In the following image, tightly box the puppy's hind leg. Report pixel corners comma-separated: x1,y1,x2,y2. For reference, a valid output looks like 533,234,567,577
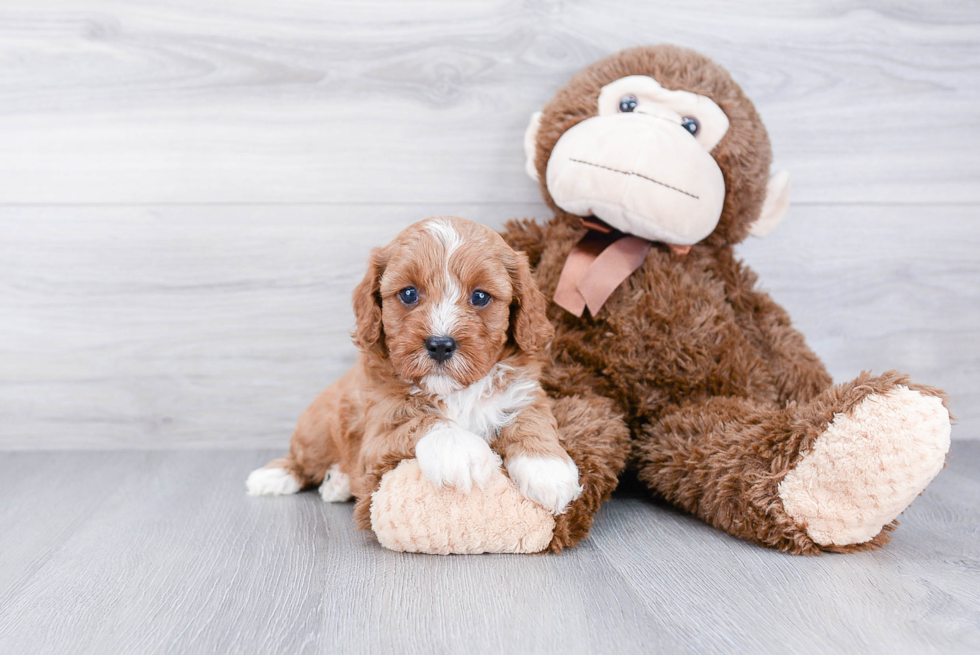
247,375,354,497
246,455,305,496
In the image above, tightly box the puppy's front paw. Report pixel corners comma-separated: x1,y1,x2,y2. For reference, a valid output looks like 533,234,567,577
415,424,502,494
506,455,583,515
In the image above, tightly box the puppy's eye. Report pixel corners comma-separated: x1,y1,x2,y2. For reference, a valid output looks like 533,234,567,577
681,116,699,136
618,95,637,113
470,290,491,307
397,287,418,305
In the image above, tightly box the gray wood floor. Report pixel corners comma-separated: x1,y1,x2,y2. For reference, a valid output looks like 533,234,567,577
1,443,978,655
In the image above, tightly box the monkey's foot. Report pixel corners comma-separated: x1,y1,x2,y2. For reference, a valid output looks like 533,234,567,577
778,386,951,547
369,459,555,554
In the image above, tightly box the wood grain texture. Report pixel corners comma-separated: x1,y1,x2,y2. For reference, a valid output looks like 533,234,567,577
0,1,978,204
0,445,977,654
2,203,976,449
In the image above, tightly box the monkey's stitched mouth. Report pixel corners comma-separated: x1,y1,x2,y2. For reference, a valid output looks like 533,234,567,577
568,158,699,200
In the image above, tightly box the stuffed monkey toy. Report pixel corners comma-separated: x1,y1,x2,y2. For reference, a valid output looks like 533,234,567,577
368,45,952,555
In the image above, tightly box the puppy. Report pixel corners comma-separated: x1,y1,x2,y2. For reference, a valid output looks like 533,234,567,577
246,216,583,515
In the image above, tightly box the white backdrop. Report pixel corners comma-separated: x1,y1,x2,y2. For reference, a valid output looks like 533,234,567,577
1,0,977,447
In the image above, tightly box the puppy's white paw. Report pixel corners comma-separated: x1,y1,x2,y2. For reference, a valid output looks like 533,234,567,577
506,455,583,515
319,464,353,503
415,424,502,494
246,467,300,496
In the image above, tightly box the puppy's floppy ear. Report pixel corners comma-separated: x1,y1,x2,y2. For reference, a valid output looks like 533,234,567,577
507,250,554,353
352,247,388,355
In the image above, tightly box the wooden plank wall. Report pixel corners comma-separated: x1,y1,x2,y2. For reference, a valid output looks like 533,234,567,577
1,0,978,447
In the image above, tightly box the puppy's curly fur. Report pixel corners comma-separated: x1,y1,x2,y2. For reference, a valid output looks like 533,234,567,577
249,217,619,534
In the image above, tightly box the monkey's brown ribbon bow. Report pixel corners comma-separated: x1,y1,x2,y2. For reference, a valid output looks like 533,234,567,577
553,219,652,317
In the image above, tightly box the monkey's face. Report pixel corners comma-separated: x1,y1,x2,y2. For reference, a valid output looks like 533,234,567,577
525,46,790,248
544,75,729,246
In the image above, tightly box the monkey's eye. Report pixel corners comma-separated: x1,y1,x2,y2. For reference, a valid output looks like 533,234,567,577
681,117,700,136
618,95,638,113
397,287,418,305
470,289,492,307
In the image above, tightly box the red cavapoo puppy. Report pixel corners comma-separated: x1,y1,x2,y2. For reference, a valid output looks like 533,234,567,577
247,216,582,515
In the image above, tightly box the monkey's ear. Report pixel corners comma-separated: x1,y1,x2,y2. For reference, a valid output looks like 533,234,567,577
523,111,543,182
749,170,791,238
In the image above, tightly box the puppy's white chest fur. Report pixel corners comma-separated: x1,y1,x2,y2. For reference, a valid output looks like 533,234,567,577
434,365,539,441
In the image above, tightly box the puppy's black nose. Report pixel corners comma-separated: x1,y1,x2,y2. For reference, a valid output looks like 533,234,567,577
425,335,457,363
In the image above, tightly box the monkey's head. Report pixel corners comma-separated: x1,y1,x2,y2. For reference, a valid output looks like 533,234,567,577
525,45,790,248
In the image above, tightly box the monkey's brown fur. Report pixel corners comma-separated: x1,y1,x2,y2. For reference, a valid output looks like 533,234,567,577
501,45,949,554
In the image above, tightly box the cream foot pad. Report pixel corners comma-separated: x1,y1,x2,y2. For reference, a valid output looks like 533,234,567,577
779,386,951,546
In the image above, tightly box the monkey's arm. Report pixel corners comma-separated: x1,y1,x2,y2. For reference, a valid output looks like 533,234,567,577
751,292,832,405
716,250,832,406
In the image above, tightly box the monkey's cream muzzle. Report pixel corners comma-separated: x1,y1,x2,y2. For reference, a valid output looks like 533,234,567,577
545,76,730,246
